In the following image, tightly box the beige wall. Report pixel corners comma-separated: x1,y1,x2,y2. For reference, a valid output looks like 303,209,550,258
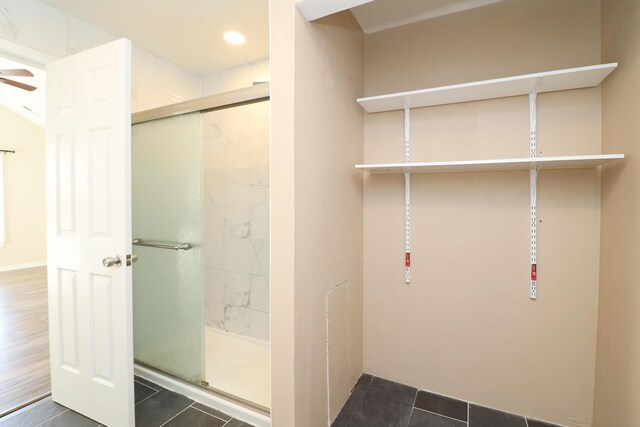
0,105,46,269
593,0,640,426
270,2,364,425
292,10,363,426
270,0,297,424
363,1,602,425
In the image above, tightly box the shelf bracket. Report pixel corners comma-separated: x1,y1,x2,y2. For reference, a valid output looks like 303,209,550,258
404,107,411,284
530,166,538,299
529,86,539,299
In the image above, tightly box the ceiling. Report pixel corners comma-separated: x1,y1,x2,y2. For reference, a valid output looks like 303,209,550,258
39,0,269,74
0,0,501,129
352,0,505,33
35,0,499,73
0,56,45,128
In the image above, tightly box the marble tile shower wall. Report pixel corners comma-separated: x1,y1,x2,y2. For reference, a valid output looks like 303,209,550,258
201,58,270,96
203,101,270,342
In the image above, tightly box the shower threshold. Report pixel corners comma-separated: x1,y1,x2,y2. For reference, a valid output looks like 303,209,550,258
134,363,270,427
204,328,270,409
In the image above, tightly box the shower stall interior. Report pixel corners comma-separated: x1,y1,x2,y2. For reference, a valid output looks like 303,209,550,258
130,87,270,411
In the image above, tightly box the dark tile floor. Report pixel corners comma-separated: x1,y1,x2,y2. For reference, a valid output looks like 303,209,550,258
0,376,254,427
333,374,563,427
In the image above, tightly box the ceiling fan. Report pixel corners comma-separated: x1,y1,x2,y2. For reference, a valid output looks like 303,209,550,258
0,69,37,92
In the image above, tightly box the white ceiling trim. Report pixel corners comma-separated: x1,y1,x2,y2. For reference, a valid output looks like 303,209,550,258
296,0,374,21
360,0,506,34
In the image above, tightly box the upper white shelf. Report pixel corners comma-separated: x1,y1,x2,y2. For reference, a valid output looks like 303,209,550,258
357,63,618,113
355,154,625,174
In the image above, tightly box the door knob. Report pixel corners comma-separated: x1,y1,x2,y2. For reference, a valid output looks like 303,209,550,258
103,256,122,268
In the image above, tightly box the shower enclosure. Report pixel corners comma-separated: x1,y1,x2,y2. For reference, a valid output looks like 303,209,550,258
130,86,270,410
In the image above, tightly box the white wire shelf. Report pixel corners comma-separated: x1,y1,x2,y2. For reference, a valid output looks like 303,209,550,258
357,63,618,113
355,154,625,174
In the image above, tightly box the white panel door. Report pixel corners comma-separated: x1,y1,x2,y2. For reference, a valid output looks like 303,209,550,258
46,38,133,426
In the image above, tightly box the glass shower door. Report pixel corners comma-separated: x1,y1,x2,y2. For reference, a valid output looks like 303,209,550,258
132,112,204,383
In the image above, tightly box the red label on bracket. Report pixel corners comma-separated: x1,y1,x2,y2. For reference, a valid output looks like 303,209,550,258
405,253,411,267
531,264,537,280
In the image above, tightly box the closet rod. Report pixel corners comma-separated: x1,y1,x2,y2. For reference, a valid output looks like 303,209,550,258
0,149,15,153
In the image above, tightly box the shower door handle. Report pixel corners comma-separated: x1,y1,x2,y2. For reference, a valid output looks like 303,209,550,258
102,256,122,268
132,238,192,250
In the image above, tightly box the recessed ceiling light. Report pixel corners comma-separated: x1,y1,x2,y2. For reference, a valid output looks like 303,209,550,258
224,31,246,45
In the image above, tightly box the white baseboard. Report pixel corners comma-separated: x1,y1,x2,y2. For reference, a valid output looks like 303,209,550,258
134,364,270,427
0,261,47,272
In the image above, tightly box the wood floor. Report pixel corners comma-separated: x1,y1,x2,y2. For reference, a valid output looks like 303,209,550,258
0,266,50,417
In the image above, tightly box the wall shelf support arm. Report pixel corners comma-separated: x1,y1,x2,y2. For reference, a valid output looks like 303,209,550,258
529,86,539,299
404,107,411,284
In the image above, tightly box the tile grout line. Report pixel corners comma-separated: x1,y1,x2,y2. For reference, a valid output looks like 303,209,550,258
464,398,532,427
135,380,159,393
135,379,161,392
409,388,419,424
157,403,194,427
135,389,160,406
411,388,469,425
33,408,70,427
189,403,230,424
412,407,468,425
364,374,373,389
